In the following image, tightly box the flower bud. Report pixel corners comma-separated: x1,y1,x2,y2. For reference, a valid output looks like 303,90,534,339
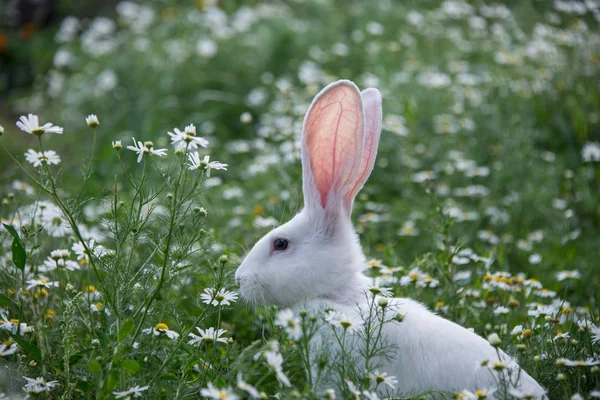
86,114,100,128
487,333,502,347
516,344,526,352
521,329,533,339
112,141,122,150
240,112,253,124
299,309,308,318
219,255,228,265
508,298,520,308
556,373,567,381
378,297,389,309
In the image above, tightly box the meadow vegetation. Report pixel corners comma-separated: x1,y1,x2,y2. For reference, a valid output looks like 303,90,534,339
0,1,599,398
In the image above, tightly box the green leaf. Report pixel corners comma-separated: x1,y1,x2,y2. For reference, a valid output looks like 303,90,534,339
75,380,91,392
0,293,16,308
121,359,140,375
118,319,134,342
69,353,84,366
2,224,26,271
9,334,41,361
159,372,178,381
87,360,103,378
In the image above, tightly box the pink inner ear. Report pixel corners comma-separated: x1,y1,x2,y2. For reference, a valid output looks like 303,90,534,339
304,84,363,208
345,89,382,206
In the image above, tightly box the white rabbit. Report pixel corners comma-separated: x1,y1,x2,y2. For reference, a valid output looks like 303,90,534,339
235,80,546,398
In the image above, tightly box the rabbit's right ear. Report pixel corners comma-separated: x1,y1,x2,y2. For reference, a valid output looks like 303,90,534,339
344,88,382,211
301,80,364,222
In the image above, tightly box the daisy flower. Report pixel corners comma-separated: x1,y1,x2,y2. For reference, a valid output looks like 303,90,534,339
44,215,71,238
511,325,524,336
126,137,167,163
90,302,106,313
369,370,398,389
17,114,63,135
24,149,61,167
362,391,381,400
556,270,581,281
557,358,600,367
236,374,260,399
0,342,18,356
398,220,419,236
142,323,180,340
22,376,60,394
0,320,34,335
265,350,291,387
345,379,361,399
590,325,600,344
509,387,546,399
72,239,110,261
200,287,238,307
368,278,393,297
274,308,302,340
167,124,209,150
325,310,363,332
187,327,228,345
40,255,80,272
458,388,496,399
85,114,100,127
582,141,600,162
366,259,387,270
200,383,239,400
553,332,570,341
187,153,227,176
113,385,149,399
26,279,59,291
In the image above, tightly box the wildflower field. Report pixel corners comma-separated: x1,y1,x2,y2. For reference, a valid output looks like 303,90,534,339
1,1,599,399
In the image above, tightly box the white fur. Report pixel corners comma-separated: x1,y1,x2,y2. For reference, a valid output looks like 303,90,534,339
235,80,546,398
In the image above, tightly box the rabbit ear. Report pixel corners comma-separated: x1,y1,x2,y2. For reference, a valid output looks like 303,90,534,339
301,80,364,218
344,88,383,211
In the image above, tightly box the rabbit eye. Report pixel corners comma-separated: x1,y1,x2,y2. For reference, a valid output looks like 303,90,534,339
272,238,289,252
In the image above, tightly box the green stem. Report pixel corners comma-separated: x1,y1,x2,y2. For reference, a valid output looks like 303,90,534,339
36,136,119,317
130,148,188,343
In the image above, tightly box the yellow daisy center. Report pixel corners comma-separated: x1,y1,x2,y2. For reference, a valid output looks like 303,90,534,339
155,323,169,331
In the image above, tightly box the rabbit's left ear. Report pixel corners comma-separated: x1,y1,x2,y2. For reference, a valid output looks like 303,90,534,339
344,88,382,211
301,80,365,217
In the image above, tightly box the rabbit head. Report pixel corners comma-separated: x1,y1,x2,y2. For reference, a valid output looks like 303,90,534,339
235,80,383,307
